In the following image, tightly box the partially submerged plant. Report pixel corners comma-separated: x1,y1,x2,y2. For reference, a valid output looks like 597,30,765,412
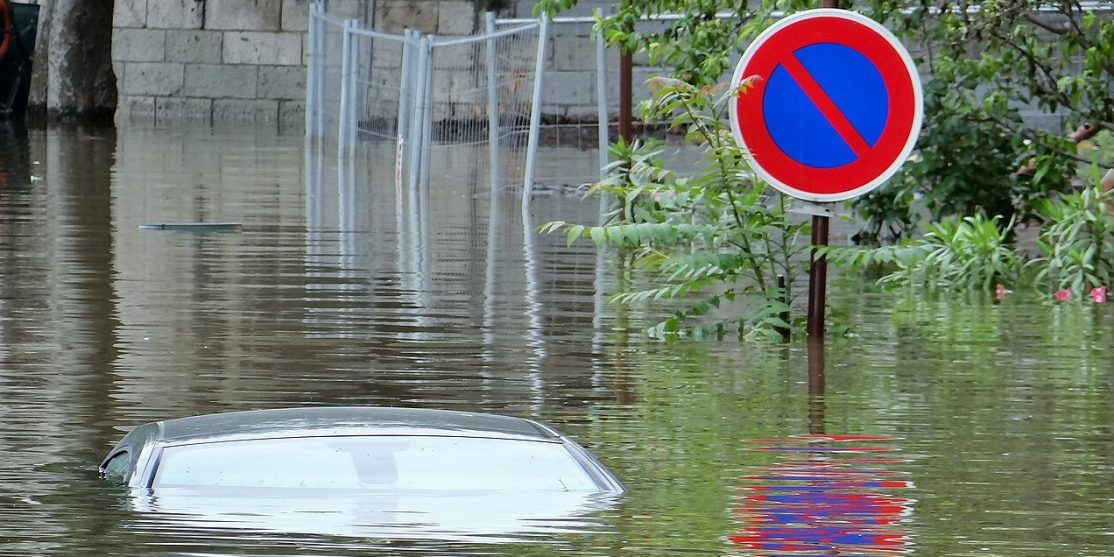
1030,182,1114,295
831,180,1114,302
827,214,1023,294
543,77,810,340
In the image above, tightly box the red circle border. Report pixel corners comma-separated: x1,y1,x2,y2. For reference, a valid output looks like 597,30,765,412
729,10,923,202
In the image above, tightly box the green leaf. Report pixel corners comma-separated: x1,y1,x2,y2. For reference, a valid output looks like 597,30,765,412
565,224,585,247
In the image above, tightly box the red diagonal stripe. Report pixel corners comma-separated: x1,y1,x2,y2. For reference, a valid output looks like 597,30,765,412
780,54,871,158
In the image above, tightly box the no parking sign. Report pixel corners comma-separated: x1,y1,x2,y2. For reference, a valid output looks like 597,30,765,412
730,10,923,202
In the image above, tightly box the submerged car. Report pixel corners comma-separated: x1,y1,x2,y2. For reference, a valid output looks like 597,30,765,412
100,406,625,494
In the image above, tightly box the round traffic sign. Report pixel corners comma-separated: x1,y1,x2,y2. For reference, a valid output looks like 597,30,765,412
729,9,923,202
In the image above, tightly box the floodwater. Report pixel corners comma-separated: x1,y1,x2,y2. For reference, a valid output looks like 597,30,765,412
0,123,1112,556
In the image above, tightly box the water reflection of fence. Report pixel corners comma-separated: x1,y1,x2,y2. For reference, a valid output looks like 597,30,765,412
303,141,559,408
305,2,615,208
731,435,915,555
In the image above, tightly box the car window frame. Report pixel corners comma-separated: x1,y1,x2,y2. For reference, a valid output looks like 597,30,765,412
101,450,131,484
561,441,625,492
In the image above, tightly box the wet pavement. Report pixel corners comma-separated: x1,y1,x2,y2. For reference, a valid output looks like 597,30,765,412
0,123,1111,555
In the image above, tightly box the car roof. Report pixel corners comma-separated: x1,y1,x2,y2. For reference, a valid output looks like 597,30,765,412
153,406,560,445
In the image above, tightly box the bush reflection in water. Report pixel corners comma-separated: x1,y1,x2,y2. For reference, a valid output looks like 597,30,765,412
730,435,914,555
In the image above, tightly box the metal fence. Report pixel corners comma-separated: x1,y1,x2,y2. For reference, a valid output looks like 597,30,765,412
305,3,614,209
498,12,613,191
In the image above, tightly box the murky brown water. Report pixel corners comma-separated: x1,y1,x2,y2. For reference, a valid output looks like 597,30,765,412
1,123,1112,556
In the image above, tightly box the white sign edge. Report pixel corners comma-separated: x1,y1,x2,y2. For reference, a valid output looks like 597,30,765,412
728,8,925,204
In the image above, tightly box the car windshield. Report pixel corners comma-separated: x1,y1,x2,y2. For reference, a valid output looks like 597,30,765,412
154,435,601,492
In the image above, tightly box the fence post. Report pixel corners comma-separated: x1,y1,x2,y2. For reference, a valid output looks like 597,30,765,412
347,19,360,150
522,16,549,212
305,2,318,139
595,8,609,180
314,6,325,138
395,30,414,187
419,36,436,191
486,12,501,197
320,11,327,135
408,35,430,193
397,30,414,145
337,18,356,152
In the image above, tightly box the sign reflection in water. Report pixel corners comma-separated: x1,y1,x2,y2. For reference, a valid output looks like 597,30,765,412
730,434,914,555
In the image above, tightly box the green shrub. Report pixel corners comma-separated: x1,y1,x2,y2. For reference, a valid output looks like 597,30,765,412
1031,183,1114,294
543,78,810,340
831,214,1022,293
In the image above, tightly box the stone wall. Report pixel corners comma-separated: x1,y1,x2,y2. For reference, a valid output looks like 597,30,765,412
113,0,309,126
112,0,495,127
26,0,1088,131
22,0,650,124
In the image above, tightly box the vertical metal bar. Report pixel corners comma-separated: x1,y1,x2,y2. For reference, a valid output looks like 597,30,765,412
593,9,610,376
395,30,414,189
592,9,610,179
317,3,328,139
349,20,361,149
486,12,501,196
395,29,412,288
522,17,548,211
305,2,318,138
408,35,429,194
337,19,355,152
364,2,377,133
807,213,829,339
418,39,435,290
595,9,609,180
405,35,428,306
483,16,503,375
314,5,326,139
419,37,435,191
396,30,413,145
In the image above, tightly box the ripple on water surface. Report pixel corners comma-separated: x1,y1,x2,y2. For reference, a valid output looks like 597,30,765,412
0,125,1111,555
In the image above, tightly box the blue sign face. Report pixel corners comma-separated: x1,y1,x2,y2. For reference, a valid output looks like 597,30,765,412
762,43,890,169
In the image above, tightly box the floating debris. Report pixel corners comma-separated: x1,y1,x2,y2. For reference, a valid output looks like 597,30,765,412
138,223,242,232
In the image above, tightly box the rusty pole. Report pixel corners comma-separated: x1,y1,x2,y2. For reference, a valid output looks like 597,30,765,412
806,213,829,339
617,0,634,142
619,49,633,141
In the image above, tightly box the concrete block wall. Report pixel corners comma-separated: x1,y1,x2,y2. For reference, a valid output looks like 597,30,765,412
501,0,658,122
113,0,482,127
113,0,307,126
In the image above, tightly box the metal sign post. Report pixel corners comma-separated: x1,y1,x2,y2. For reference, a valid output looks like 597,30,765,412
729,7,923,339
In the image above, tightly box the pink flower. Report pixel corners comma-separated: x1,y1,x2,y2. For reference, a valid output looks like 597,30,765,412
1091,287,1107,304
995,284,1010,300
1054,289,1072,302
